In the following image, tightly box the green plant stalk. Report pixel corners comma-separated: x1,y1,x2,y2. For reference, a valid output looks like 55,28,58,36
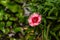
47,22,52,40
42,22,52,40
50,31,59,40
48,7,55,16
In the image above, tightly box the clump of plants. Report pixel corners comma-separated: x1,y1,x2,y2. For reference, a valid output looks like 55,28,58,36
0,0,60,40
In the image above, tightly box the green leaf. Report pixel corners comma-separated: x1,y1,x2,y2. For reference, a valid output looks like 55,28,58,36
46,0,57,3
42,18,46,25
43,28,47,40
46,16,57,20
0,22,5,28
14,27,21,32
44,2,54,6
57,18,60,22
43,8,49,14
28,35,35,40
5,28,10,34
16,13,24,23
0,0,9,6
9,17,17,21
15,0,24,3
0,10,4,20
6,3,19,12
50,31,59,40
52,24,60,31
1,27,5,33
48,7,56,16
6,21,12,26
4,14,10,20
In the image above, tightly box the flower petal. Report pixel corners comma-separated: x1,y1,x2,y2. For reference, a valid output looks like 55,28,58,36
28,13,42,27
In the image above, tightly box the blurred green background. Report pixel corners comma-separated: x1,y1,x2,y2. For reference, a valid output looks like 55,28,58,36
0,0,60,40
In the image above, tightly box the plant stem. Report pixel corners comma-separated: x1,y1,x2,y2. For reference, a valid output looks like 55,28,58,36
47,22,52,40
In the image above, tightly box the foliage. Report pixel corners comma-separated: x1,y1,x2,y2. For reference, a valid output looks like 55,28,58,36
0,0,60,40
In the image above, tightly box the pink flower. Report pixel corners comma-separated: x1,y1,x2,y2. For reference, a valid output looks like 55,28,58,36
28,13,42,27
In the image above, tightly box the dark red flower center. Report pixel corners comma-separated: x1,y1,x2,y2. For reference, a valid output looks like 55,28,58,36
32,17,38,23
